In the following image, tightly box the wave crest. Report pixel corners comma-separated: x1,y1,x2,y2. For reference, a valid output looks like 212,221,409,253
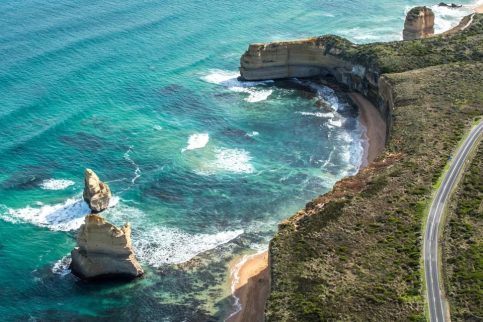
202,70,273,103
182,133,210,152
40,179,75,190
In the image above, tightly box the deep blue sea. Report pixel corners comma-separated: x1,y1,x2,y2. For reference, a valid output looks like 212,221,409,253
0,0,478,320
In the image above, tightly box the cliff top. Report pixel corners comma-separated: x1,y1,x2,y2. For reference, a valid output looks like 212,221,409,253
264,14,483,322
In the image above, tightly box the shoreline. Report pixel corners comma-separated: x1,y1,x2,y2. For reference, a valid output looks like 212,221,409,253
349,92,387,167
226,93,386,321
476,4,483,13
227,251,269,322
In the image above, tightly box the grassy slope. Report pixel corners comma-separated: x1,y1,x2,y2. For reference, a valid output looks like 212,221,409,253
266,15,483,322
443,142,482,321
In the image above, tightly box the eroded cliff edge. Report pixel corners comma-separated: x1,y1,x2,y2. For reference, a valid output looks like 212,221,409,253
240,14,483,321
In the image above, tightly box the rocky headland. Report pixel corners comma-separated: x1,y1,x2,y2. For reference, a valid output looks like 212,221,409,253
235,11,483,322
70,169,144,280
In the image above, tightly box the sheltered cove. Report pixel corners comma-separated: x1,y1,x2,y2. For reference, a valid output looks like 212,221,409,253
230,12,483,321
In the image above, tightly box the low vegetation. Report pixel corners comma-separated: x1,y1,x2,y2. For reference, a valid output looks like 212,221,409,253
266,14,483,322
443,142,482,321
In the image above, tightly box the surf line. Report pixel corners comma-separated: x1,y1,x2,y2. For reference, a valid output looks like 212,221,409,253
124,145,141,184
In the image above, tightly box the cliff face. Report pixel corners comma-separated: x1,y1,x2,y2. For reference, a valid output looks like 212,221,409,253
241,36,391,139
70,214,144,280
240,38,353,80
240,14,483,144
239,14,483,321
403,6,435,40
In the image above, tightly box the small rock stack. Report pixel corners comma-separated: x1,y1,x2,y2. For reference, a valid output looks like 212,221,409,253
83,168,112,213
70,169,144,280
403,6,435,40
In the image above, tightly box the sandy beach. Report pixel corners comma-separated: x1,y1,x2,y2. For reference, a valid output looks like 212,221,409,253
227,251,269,322
475,4,483,13
227,93,387,321
349,92,387,167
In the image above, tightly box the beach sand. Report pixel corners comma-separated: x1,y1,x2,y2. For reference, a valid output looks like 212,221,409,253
227,92,387,321
227,251,269,322
349,92,387,167
475,4,483,13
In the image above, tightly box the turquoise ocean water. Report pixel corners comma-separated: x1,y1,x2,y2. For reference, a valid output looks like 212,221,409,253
0,0,478,320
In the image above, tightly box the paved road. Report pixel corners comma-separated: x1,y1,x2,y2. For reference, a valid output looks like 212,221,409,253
424,121,483,322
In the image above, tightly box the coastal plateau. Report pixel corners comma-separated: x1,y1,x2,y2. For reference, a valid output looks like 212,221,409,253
236,12,483,321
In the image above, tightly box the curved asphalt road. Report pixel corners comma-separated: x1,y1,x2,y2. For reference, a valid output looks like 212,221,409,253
424,121,483,322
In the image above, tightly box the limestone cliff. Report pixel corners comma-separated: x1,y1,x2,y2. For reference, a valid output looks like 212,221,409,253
83,168,112,213
240,35,391,138
238,12,483,322
70,214,144,280
402,6,435,40
240,12,481,142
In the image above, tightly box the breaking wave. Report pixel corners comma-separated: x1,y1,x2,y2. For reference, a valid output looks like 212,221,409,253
202,70,273,103
40,179,75,190
182,133,210,152
195,147,255,175
429,2,477,33
1,196,120,231
133,227,244,267
2,197,244,267
52,256,72,276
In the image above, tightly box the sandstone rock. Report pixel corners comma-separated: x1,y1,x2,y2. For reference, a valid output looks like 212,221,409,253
403,6,435,40
83,168,111,213
240,37,354,81
70,214,144,280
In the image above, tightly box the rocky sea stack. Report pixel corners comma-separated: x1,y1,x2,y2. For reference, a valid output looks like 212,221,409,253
70,214,144,280
403,6,435,40
83,168,112,213
70,169,144,281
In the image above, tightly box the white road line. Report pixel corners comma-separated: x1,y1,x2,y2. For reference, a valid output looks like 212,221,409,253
425,122,483,322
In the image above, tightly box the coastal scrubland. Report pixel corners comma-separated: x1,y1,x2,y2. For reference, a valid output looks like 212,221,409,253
266,15,483,321
443,142,482,321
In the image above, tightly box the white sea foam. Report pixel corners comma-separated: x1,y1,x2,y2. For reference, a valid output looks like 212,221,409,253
194,147,255,175
3,196,120,231
402,3,476,35
293,79,341,111
99,201,245,266
225,249,265,321
247,131,259,137
229,86,273,103
52,256,71,277
430,3,475,33
124,146,141,184
40,179,75,190
153,125,163,131
182,133,210,152
2,197,242,267
298,111,335,118
328,118,343,128
133,227,244,267
202,70,273,103
213,148,255,174
338,26,401,43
